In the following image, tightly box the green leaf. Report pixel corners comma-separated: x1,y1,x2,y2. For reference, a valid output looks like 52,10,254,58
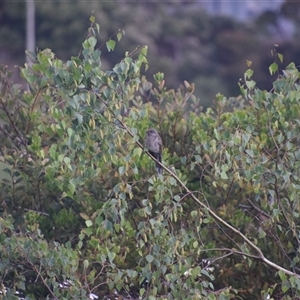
245,149,254,157
89,15,95,23
106,39,116,52
88,36,97,49
246,80,256,89
220,165,229,179
245,68,253,79
269,62,278,75
133,147,142,157
68,180,76,195
3,168,12,175
2,178,11,185
181,156,187,164
169,177,176,186
278,270,287,282
14,177,23,184
107,250,116,264
119,166,126,175
146,254,154,263
64,157,72,171
117,31,123,42
85,220,93,227
258,228,266,239
49,144,57,159
190,210,198,218
83,259,89,270
282,283,290,293
140,45,148,57
95,23,100,33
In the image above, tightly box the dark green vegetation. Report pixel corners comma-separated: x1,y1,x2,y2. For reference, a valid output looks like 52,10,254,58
1,15,300,300
1,0,300,107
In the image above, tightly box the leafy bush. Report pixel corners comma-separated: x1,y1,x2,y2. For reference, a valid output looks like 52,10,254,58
1,16,300,299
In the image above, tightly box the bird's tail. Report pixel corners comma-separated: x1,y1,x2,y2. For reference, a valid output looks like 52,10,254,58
156,154,162,175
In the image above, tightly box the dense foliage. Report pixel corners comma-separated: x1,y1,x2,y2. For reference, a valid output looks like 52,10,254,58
1,16,300,300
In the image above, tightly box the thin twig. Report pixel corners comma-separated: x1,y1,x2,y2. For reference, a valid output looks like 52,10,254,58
24,254,57,300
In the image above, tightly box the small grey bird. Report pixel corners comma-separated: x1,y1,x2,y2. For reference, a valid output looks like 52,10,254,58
145,128,163,174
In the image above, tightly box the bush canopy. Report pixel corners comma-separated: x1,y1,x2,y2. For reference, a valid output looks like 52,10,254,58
1,16,300,300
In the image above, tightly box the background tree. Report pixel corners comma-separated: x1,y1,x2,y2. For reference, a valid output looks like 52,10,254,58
0,0,298,107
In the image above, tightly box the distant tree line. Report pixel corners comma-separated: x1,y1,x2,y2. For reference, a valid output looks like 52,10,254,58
1,0,300,106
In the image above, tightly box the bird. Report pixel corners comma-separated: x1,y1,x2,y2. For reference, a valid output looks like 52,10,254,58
145,128,163,174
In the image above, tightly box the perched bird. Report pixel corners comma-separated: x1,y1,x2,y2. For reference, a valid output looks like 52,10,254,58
145,128,163,174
